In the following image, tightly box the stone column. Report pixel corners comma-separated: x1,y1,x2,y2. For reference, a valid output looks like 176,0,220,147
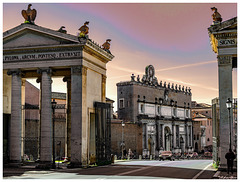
21,79,26,159
189,125,192,147
70,65,87,167
7,69,22,164
176,125,180,148
172,122,176,151
145,123,148,150
162,124,165,150
63,76,71,158
37,68,52,164
159,124,163,149
218,55,233,168
142,123,146,150
185,122,188,150
102,75,106,102
36,77,42,160
80,66,88,166
155,122,159,155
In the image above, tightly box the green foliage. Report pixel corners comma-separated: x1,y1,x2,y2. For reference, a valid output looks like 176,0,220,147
213,161,219,169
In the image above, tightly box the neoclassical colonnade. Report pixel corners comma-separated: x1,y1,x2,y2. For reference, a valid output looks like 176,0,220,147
7,66,91,165
3,23,114,167
142,120,193,157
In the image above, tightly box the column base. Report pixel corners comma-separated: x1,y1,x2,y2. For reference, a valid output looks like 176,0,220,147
82,161,89,168
8,160,22,168
218,164,227,171
218,163,237,172
67,162,82,168
36,161,52,170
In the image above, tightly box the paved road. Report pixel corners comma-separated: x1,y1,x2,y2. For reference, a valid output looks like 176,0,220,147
4,159,216,179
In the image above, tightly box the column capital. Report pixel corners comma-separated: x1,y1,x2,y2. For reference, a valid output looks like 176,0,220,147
7,69,21,76
82,66,87,76
71,65,88,76
22,79,26,86
37,68,52,75
102,75,107,81
217,55,232,66
63,76,71,83
36,77,41,83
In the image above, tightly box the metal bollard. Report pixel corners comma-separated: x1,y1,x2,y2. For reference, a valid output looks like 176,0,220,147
150,155,152,160
139,155,142,160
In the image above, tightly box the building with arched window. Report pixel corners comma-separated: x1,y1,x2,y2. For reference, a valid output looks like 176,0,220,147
117,65,193,158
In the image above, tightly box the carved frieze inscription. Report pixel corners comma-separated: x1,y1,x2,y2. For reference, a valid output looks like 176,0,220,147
218,39,237,46
3,51,81,62
217,56,232,65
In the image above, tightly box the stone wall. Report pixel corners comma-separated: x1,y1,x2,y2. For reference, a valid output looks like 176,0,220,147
193,120,201,152
111,121,142,158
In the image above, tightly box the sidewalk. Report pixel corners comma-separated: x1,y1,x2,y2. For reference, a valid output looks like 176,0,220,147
213,170,237,179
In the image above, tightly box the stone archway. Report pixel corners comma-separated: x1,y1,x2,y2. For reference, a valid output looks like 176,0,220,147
164,126,171,151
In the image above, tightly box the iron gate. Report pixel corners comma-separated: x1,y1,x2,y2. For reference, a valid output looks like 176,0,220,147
94,102,111,165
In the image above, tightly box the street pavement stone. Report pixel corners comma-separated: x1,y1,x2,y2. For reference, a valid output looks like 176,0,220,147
3,159,236,179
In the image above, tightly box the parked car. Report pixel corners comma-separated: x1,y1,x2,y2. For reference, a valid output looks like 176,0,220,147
159,151,174,161
193,152,198,158
186,152,194,158
204,151,212,157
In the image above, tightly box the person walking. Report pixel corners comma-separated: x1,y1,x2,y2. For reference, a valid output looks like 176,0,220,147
225,149,236,174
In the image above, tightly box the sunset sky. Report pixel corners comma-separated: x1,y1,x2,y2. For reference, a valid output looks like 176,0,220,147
3,2,237,111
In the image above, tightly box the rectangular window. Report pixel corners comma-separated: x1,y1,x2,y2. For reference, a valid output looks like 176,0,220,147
186,110,189,118
119,98,124,109
158,106,160,114
173,108,177,117
140,104,144,113
147,125,155,134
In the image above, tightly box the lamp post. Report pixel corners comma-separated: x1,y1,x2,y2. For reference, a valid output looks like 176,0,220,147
51,99,57,169
121,122,125,159
226,98,232,150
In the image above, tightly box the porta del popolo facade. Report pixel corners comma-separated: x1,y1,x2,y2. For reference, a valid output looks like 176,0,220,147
116,65,193,157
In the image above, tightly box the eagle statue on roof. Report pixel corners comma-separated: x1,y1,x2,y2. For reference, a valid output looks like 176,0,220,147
22,4,37,24
211,7,222,24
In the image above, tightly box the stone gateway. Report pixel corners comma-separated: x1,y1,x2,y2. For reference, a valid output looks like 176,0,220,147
3,20,114,167
116,65,193,158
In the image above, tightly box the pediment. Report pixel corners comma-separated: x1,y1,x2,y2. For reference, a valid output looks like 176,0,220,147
3,23,79,49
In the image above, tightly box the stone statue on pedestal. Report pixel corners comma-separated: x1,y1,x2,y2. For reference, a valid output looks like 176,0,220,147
102,39,112,54
21,4,37,24
79,21,89,38
211,7,222,24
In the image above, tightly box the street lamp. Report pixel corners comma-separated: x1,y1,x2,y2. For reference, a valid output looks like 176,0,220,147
226,98,232,150
52,99,57,169
121,121,125,159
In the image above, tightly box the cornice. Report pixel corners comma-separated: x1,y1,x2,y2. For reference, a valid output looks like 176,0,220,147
208,17,237,33
3,23,114,62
